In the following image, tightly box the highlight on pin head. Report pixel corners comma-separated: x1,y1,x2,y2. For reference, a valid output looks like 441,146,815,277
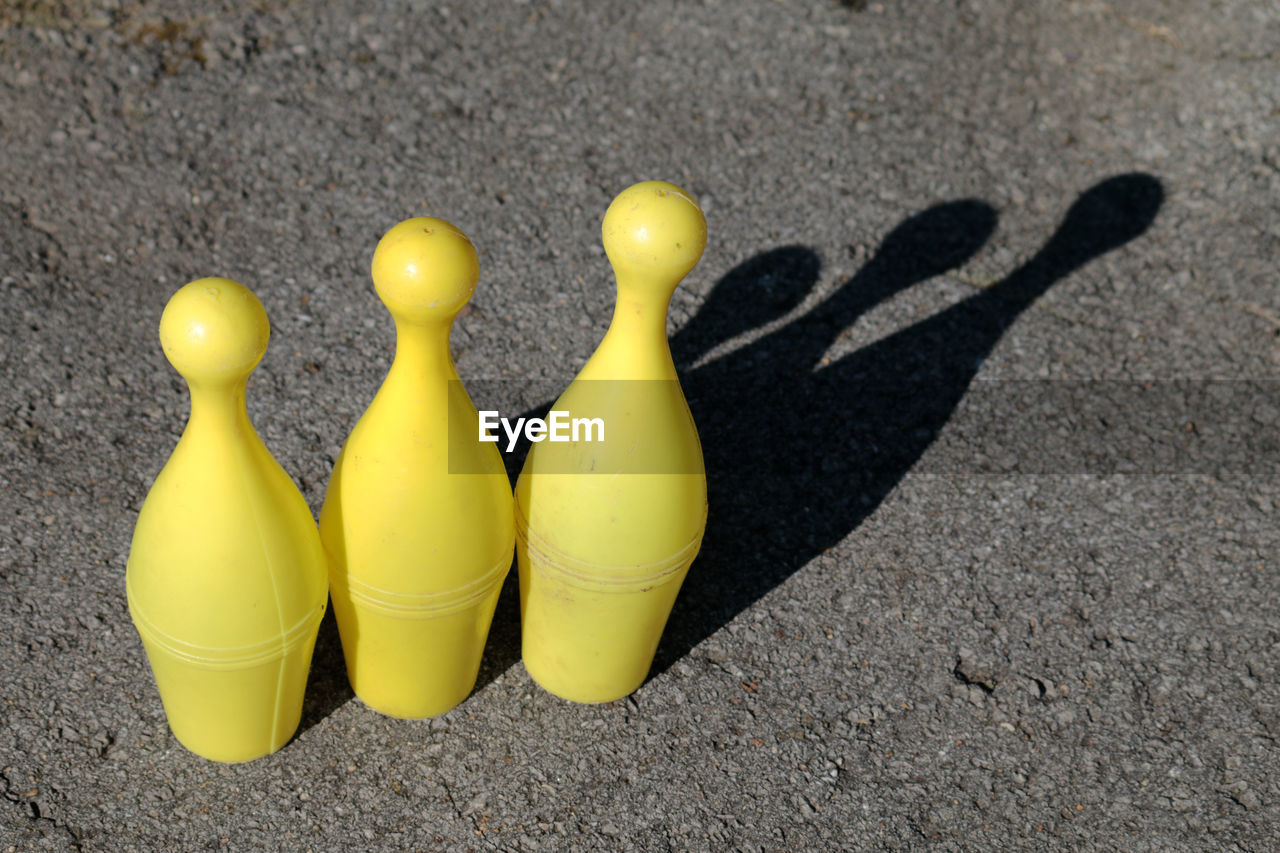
371,216,479,323
602,180,707,282
159,277,270,382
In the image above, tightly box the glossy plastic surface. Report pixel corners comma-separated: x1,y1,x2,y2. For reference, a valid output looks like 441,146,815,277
126,278,328,763
320,218,514,718
515,181,709,703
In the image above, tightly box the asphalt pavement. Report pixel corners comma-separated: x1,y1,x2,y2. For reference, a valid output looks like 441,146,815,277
1,1,1278,849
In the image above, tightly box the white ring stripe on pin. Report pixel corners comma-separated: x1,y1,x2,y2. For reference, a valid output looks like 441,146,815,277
126,581,325,669
332,548,512,618
513,502,705,593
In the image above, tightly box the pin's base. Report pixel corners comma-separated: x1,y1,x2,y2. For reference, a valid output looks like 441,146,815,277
516,538,694,705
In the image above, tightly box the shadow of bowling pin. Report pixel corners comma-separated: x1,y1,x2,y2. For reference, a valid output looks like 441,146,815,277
654,173,1164,674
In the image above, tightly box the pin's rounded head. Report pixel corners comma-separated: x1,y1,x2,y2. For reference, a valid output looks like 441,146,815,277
159,277,269,382
602,181,707,285
371,217,479,324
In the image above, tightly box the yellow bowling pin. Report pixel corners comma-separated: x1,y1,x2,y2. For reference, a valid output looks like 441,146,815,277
126,278,328,763
320,218,514,718
515,181,708,703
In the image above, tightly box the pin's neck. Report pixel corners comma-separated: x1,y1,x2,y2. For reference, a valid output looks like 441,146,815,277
589,282,677,380
185,379,255,434
388,318,460,380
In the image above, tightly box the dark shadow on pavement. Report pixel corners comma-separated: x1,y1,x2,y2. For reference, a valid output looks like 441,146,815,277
297,604,354,735
656,172,1164,674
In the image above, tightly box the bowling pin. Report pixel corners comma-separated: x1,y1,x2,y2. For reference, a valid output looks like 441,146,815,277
515,180,708,703
319,218,514,718
126,278,328,763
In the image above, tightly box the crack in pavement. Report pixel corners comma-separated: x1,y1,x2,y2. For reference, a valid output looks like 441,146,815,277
1,766,86,849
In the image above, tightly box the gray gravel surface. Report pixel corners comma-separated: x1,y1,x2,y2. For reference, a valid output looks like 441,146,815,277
2,0,1279,849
